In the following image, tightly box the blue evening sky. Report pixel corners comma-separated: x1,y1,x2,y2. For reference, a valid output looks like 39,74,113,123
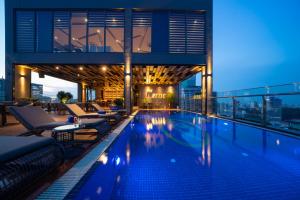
0,0,299,95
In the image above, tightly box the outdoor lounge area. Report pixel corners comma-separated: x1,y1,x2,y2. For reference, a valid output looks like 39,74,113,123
0,102,129,199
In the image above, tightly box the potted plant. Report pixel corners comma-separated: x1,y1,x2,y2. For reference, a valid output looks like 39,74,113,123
57,91,73,104
113,98,124,109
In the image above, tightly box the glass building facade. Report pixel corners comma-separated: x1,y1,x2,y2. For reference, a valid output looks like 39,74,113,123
14,10,206,55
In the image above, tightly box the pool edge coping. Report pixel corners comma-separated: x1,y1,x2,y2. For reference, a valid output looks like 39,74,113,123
36,110,139,200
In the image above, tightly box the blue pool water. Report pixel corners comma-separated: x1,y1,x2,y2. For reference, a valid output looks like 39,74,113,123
66,111,300,200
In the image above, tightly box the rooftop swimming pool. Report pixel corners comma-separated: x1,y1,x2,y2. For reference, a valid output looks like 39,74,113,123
66,111,300,200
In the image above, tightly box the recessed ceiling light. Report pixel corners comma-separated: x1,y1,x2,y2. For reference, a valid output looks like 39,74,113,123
55,66,60,70
102,66,107,72
79,66,84,71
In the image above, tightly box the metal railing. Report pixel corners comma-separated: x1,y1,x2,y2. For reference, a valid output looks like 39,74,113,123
212,82,300,136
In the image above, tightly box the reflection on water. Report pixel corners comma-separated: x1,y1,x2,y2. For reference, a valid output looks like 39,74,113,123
151,117,166,125
167,122,173,131
144,132,165,149
96,187,102,195
126,144,131,164
146,122,153,131
98,153,108,165
144,117,168,149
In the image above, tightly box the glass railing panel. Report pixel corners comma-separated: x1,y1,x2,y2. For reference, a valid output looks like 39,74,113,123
266,95,300,135
216,97,233,118
235,96,263,124
216,82,300,97
179,98,202,113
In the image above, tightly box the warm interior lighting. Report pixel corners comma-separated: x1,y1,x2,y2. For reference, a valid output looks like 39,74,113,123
79,66,84,71
102,66,107,72
77,74,80,77
55,66,60,70
167,86,174,94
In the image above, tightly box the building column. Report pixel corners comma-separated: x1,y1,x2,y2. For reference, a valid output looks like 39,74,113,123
202,2,213,115
14,65,32,100
78,82,87,103
77,83,83,102
124,9,133,114
5,61,14,101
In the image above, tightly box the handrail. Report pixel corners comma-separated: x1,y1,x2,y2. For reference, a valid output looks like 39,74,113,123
212,91,300,99
217,82,300,94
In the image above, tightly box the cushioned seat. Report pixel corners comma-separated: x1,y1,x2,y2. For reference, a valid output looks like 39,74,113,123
0,136,56,163
9,106,111,136
65,104,121,124
91,103,126,114
35,121,68,130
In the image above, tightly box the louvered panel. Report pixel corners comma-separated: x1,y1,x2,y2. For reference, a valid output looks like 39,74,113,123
88,12,105,27
16,11,35,52
54,12,70,29
169,13,186,53
105,11,124,27
186,13,206,54
132,12,152,27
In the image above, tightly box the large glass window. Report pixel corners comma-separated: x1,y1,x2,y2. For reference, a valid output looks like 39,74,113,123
15,10,126,53
36,12,53,52
132,12,152,53
88,12,105,52
105,12,124,52
71,12,87,52
54,12,70,52
16,11,35,52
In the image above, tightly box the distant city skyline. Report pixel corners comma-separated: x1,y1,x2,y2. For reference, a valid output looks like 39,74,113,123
0,0,300,97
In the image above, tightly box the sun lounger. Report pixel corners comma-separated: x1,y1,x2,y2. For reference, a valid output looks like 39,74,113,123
0,136,64,199
9,106,111,136
91,103,127,115
65,104,121,123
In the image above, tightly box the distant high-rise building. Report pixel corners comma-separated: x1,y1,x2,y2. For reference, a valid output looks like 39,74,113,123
266,96,282,126
31,83,43,99
0,78,5,101
179,75,202,112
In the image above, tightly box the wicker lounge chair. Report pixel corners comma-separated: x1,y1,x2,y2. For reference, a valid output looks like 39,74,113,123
0,136,64,199
65,104,121,123
9,106,111,136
